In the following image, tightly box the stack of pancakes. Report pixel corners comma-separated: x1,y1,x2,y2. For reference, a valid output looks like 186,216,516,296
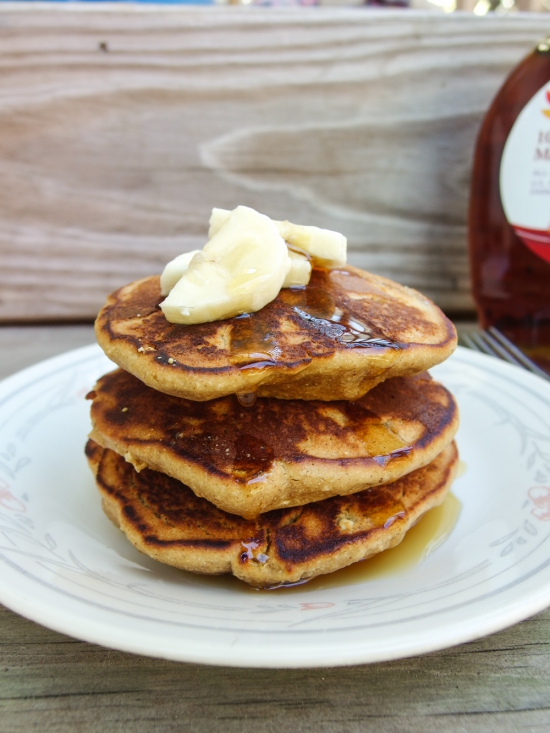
86,265,459,588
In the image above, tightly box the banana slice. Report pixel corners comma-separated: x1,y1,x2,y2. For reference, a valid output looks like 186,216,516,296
283,249,311,288
160,250,200,296
161,206,290,325
208,208,231,239
209,208,346,269
276,220,346,269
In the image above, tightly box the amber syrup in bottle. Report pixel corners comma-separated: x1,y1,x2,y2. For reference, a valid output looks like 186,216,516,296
469,36,550,371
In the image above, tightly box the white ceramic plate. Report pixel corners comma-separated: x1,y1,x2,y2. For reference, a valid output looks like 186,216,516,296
0,345,549,668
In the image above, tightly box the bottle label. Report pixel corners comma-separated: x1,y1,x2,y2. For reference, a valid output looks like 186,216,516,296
500,81,550,264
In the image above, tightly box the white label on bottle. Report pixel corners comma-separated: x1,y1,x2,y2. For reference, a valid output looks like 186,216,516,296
500,81,550,264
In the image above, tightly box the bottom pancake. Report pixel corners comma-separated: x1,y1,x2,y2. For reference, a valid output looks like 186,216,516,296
86,439,458,588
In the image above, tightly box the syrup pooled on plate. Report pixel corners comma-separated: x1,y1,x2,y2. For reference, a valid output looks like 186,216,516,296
184,493,462,595
302,492,462,592
456,460,468,479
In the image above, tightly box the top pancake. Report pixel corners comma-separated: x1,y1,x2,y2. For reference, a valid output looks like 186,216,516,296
95,266,457,402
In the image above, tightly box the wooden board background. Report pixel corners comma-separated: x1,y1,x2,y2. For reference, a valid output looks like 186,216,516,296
0,6,547,322
2,599,550,733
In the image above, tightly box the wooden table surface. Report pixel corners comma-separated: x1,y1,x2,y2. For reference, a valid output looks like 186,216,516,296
1,324,549,732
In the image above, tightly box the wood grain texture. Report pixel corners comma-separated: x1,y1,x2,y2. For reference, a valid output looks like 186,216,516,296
0,7,547,321
0,325,95,379
0,325,550,732
1,602,550,733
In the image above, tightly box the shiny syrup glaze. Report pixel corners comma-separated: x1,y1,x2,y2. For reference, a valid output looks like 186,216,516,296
236,392,258,408
286,242,312,261
232,312,279,407
456,460,468,479
231,268,400,405
92,369,455,490
190,492,462,594
296,492,462,593
184,401,409,486
182,429,274,484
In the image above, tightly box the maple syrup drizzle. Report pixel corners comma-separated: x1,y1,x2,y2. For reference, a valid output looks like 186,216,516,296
263,492,462,593
240,539,269,565
184,429,274,483
236,392,257,408
229,313,280,370
456,460,468,478
290,302,399,349
280,270,400,349
228,268,400,383
286,242,312,261
373,446,413,467
189,493,462,594
229,434,274,482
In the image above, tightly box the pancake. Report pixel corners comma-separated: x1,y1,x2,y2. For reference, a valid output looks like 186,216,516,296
85,439,458,588
88,368,459,518
95,266,457,402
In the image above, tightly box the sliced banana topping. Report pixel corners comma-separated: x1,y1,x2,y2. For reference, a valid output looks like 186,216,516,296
160,206,290,325
160,250,201,296
208,207,231,239
283,248,312,288
209,208,346,269
276,220,346,269
160,206,346,325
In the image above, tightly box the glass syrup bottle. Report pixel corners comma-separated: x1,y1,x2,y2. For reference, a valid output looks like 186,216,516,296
468,36,550,371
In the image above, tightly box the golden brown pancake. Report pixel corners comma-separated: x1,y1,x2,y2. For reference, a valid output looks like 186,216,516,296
86,439,458,588
95,266,457,402
88,369,459,518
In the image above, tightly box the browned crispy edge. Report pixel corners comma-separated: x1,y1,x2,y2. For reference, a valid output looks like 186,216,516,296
95,267,457,402
88,370,460,518
86,439,458,587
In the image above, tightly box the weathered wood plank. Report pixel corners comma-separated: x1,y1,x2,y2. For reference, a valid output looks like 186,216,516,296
0,325,95,379
0,7,546,321
1,603,550,733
